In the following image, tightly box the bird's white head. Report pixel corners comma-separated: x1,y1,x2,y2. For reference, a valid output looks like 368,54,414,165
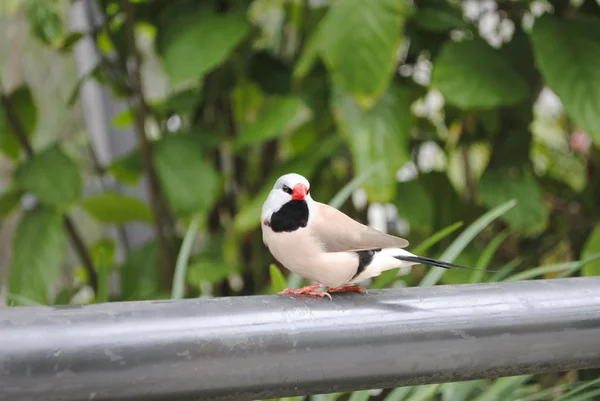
261,173,313,224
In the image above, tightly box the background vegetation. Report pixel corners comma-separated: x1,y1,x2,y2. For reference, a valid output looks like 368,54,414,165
1,0,600,399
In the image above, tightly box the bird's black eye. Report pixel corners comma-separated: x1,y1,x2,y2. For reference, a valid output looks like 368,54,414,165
282,185,293,195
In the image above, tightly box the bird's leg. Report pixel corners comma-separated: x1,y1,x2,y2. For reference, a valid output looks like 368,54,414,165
327,285,368,294
278,284,322,294
278,284,331,299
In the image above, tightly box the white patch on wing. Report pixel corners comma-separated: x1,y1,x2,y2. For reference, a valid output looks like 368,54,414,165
349,248,418,284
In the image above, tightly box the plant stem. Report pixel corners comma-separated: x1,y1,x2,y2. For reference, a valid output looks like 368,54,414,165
63,217,98,291
1,92,34,157
461,145,475,203
1,91,99,292
120,0,174,287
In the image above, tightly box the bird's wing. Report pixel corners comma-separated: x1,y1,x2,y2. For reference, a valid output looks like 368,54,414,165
309,202,409,252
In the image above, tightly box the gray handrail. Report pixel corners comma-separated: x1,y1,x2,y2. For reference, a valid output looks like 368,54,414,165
1,277,600,401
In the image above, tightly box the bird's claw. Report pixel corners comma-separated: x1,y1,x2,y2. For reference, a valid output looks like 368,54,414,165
278,285,332,300
327,285,368,294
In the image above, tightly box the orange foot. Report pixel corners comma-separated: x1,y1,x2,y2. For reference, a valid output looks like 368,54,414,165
278,284,332,300
327,285,368,294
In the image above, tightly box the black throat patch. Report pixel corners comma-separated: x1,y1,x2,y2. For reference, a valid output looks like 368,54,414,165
268,200,309,232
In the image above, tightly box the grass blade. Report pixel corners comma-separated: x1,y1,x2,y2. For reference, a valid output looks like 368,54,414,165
413,221,465,255
328,162,383,209
513,384,569,401
420,199,517,287
171,215,201,299
553,376,600,401
469,230,510,284
471,375,533,401
384,387,414,401
487,258,523,282
562,388,600,401
5,292,43,306
441,380,486,401
404,384,442,401
348,391,371,401
505,252,600,282
372,221,464,289
286,272,304,289
270,264,288,293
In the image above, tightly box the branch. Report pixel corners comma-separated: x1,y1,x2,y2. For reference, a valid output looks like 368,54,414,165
1,91,99,293
120,0,174,286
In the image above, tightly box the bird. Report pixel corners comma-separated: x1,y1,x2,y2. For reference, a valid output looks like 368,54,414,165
261,172,490,298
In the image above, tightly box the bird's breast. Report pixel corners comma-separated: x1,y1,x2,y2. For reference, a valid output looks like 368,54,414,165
262,225,358,287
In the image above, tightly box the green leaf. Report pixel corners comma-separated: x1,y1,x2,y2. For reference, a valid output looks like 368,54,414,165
332,84,412,202
420,199,517,287
157,10,250,84
80,192,153,224
394,179,434,233
293,26,324,81
269,264,287,294
120,240,162,301
14,144,82,209
8,206,66,305
478,171,548,235
319,0,404,108
106,149,144,186
0,187,22,218
153,134,221,217
56,31,84,53
248,51,292,95
421,172,462,230
234,136,342,232
413,5,468,33
582,225,600,276
187,258,239,284
110,108,134,129
431,39,529,109
25,0,64,46
232,80,266,126
0,85,38,159
235,96,311,149
530,15,600,145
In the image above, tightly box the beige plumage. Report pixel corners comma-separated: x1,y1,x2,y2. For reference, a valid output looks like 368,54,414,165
261,173,474,298
308,202,409,252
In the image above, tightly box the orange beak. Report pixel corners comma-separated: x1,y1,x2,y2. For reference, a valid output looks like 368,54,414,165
292,183,308,200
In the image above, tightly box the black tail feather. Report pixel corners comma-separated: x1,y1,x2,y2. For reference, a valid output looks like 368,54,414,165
395,255,504,273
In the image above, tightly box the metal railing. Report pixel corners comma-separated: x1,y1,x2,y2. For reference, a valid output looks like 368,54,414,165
1,276,600,401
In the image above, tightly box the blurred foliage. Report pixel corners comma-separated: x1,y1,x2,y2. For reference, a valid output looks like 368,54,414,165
2,0,600,399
